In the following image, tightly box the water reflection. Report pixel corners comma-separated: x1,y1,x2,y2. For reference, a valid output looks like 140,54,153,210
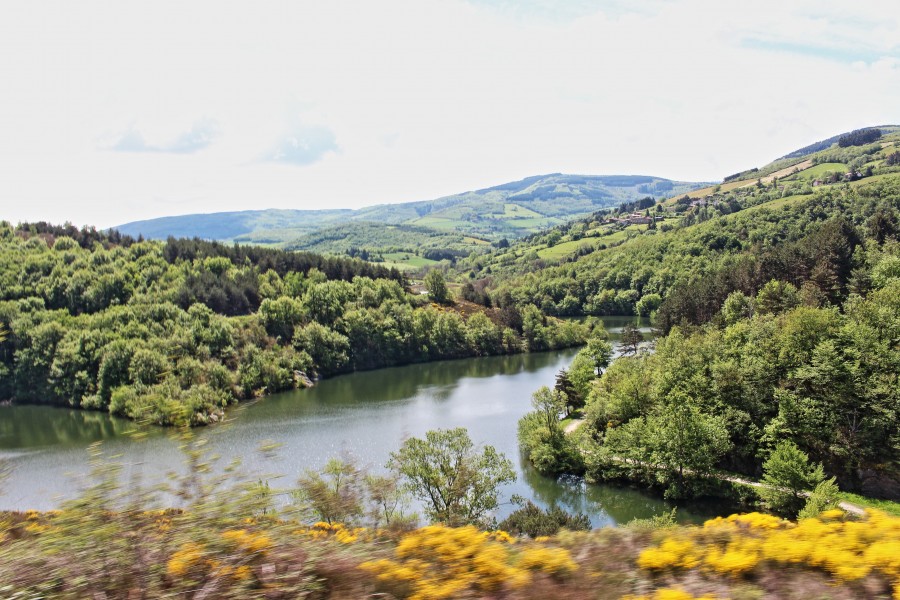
0,405,136,450
0,316,731,526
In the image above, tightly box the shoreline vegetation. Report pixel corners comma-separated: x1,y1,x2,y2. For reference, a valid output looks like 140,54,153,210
0,222,593,426
3,128,900,597
2,433,900,599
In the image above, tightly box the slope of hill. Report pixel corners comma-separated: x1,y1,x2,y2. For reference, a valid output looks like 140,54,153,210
113,174,709,247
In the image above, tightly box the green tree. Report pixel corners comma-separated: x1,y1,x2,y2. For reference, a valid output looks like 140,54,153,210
424,269,450,304
585,333,613,376
756,280,800,315
388,428,515,527
295,457,365,525
758,440,826,518
554,369,583,415
497,501,590,537
720,291,754,326
293,322,350,376
797,477,841,519
364,472,416,531
635,293,662,317
620,322,644,355
648,398,731,498
530,386,565,436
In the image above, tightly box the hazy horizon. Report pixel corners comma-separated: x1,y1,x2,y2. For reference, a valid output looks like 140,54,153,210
1,0,898,228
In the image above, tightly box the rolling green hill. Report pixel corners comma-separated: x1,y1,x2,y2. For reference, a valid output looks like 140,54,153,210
113,174,709,249
456,125,900,319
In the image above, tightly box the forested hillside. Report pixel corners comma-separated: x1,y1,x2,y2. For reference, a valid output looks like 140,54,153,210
0,224,590,425
462,127,900,323
114,174,708,249
507,128,900,501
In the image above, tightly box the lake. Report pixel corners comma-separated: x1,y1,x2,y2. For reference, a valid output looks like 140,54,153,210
0,316,730,526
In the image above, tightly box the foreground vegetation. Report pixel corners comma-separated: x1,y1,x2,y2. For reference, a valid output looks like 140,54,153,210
3,427,900,599
501,129,900,502
3,484,899,598
0,224,590,425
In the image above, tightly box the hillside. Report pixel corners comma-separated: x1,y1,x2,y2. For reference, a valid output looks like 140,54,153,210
460,126,900,282
113,174,709,248
468,126,900,501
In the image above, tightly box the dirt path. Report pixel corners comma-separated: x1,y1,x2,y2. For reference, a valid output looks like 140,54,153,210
564,419,584,434
565,427,866,516
740,158,814,187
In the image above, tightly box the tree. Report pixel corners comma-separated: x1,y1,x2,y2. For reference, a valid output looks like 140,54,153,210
756,280,800,315
364,472,416,531
585,333,613,376
620,322,644,355
648,398,731,498
797,477,841,519
497,501,590,537
554,369,583,415
635,293,662,317
720,291,754,326
295,457,365,525
424,270,450,304
758,440,826,518
388,428,515,527
530,386,565,436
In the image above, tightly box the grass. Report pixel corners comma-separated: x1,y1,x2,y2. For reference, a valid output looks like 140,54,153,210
537,224,648,260
379,252,440,271
537,238,595,260
503,203,542,218
742,193,813,213
838,492,900,517
674,179,756,200
785,162,847,181
463,236,491,245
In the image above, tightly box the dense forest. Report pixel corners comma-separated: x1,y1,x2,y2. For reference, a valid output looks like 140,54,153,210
462,130,900,327
0,224,590,425
510,135,900,503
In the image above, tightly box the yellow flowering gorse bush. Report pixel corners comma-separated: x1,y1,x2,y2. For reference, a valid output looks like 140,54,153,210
636,510,900,597
360,524,577,599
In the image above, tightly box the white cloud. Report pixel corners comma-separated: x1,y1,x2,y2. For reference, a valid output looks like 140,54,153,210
0,0,897,228
106,118,219,154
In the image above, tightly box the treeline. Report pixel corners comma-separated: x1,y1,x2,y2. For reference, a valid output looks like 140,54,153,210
581,270,900,499
0,224,589,426
163,237,404,283
483,175,899,322
838,127,882,148
14,221,137,249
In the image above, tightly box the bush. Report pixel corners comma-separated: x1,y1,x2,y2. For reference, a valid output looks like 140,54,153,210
498,501,591,537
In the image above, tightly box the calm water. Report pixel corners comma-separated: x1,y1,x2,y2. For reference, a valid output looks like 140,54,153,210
0,317,730,526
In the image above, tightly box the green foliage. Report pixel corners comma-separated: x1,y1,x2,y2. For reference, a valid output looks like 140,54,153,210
295,457,365,525
583,287,900,498
758,441,826,518
647,400,732,498
497,501,591,537
624,508,678,532
423,269,450,304
554,368,583,415
388,428,516,528
798,477,841,520
584,333,613,375
0,223,584,425
518,387,585,476
755,280,800,315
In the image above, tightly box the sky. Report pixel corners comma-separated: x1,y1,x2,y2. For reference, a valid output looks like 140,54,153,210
1,0,899,229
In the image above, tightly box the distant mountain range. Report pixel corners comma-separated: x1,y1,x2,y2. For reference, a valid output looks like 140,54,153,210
112,174,710,248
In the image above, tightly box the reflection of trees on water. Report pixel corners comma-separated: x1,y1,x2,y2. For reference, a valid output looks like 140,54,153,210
519,456,729,527
0,405,134,450
250,350,576,420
